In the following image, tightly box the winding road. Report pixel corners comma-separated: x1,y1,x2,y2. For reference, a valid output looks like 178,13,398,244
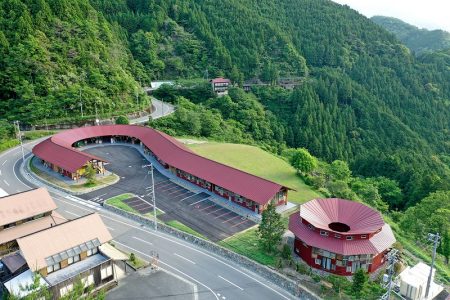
0,139,300,300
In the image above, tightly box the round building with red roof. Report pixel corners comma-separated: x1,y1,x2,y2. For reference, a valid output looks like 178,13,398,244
289,198,396,275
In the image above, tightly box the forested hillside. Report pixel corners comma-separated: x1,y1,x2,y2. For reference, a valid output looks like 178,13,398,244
1,0,449,210
371,15,450,54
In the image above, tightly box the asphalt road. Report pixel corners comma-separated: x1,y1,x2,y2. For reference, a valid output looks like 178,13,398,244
130,98,175,124
0,141,300,300
80,145,255,241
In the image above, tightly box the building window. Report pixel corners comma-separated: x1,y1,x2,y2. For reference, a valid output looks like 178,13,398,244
87,247,98,257
68,255,80,265
60,283,73,297
82,274,95,288
346,236,353,240
315,259,321,265
320,230,328,236
101,265,113,279
47,263,60,274
361,235,367,239
334,234,341,239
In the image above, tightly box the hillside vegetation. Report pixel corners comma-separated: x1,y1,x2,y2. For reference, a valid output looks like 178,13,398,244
371,15,450,54
187,142,322,204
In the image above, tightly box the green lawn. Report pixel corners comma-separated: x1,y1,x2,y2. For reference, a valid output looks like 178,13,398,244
164,220,208,240
218,226,276,266
187,142,322,204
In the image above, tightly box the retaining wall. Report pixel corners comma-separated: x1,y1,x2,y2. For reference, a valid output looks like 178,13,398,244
103,203,319,300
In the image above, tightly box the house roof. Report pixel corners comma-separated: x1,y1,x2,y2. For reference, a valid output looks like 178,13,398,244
33,138,106,173
32,125,289,205
0,188,58,227
299,198,385,234
289,213,396,255
210,77,231,83
17,213,112,271
1,252,27,273
0,211,67,245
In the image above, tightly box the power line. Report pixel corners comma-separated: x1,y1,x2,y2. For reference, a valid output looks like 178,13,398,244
380,249,398,300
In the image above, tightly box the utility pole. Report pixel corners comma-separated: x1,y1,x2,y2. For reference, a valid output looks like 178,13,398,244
142,164,157,231
425,233,441,299
381,249,399,300
14,121,25,163
161,98,164,117
79,89,83,117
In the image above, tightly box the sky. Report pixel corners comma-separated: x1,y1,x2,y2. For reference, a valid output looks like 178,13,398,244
332,0,450,32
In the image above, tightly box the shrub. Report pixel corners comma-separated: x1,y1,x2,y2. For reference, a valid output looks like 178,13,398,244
281,244,292,259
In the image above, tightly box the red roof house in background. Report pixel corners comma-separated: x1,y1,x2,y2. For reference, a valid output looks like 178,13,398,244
210,78,231,96
289,198,396,275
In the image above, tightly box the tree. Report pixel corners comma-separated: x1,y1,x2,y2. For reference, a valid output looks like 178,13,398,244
351,269,368,297
257,202,285,252
290,148,317,175
329,160,352,182
115,115,129,125
84,163,96,185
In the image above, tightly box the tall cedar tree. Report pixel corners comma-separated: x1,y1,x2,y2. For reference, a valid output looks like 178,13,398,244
351,268,368,297
257,202,285,252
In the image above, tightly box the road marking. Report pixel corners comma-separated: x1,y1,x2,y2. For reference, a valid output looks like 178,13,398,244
167,188,185,196
65,210,81,217
178,193,198,202
199,204,216,211
230,218,249,228
2,160,7,166
3,179,9,186
132,236,153,246
0,170,2,176
189,197,210,206
205,207,225,216
214,210,234,219
174,253,196,264
113,241,218,300
222,214,241,223
218,275,244,291
0,188,8,197
106,226,115,231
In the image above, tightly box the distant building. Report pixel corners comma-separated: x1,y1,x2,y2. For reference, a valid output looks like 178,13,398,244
145,81,175,94
289,198,396,276
398,262,444,300
277,77,303,90
243,78,268,92
2,213,116,299
210,78,231,96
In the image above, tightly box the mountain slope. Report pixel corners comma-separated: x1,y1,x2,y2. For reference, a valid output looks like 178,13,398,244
371,15,450,54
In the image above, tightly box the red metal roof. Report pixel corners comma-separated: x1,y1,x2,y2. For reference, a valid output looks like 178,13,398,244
33,138,106,173
210,77,231,83
32,125,288,205
289,213,396,255
300,198,385,234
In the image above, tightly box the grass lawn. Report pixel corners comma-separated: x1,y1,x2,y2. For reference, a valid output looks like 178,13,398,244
187,142,322,204
218,226,276,266
164,220,208,240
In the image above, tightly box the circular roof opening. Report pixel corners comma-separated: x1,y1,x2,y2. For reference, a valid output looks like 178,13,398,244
328,222,351,232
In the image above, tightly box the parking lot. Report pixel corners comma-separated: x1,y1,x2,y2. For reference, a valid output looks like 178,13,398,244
80,145,255,241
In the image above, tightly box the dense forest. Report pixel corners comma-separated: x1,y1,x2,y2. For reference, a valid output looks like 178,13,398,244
1,0,449,263
371,15,450,55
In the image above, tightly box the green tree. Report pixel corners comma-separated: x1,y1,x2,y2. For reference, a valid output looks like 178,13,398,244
290,148,317,175
84,163,97,185
351,269,368,298
257,202,285,253
329,160,352,182
115,115,129,125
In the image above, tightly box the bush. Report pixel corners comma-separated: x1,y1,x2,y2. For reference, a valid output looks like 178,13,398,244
312,274,321,283
281,244,292,259
130,253,136,263
115,115,130,125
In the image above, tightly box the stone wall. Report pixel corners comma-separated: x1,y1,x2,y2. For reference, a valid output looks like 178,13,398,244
103,203,319,300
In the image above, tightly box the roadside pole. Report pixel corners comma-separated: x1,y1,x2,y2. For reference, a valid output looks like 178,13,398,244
142,164,157,231
425,233,441,299
14,121,25,163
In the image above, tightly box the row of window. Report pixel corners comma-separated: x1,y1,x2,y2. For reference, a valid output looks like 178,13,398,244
308,224,367,240
47,248,98,274
2,213,46,229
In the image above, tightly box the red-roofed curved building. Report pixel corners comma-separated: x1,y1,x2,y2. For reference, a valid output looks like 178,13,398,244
32,125,291,214
289,198,395,275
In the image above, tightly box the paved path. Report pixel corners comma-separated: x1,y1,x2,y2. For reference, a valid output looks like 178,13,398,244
130,98,175,124
0,141,299,300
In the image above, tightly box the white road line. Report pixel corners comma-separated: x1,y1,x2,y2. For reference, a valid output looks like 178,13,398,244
189,197,210,206
178,193,198,202
106,226,115,231
3,179,9,186
113,241,218,300
0,169,2,176
218,275,244,291
214,210,234,219
65,210,81,217
174,253,196,264
1,160,7,166
132,236,153,246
